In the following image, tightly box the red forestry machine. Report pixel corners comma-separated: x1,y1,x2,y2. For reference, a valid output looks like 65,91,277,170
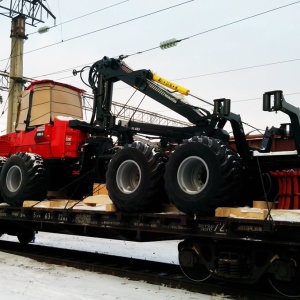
0,56,299,215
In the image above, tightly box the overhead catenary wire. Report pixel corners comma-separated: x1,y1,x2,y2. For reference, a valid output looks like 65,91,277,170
0,39,18,97
1,0,297,86
57,0,64,42
26,0,130,37
181,1,300,41
173,58,300,81
1,2,299,132
0,39,22,117
0,0,195,63
2,61,300,114
29,56,300,84
22,0,300,82
10,0,299,66
0,0,299,77
120,0,300,59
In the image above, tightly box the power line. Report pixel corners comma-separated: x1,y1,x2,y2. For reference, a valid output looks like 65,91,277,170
0,0,194,62
24,2,300,80
172,58,300,81
26,0,130,37
42,57,300,86
31,63,91,79
3,65,299,106
181,1,300,41
121,1,300,58
233,92,300,104
1,2,300,111
1,0,298,82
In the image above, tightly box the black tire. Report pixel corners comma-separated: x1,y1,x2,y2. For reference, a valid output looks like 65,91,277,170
0,156,7,203
17,230,35,244
106,141,166,212
0,152,48,207
164,136,243,215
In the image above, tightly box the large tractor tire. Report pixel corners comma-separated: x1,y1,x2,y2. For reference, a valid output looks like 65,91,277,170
164,136,243,215
0,152,48,207
0,156,7,203
106,141,166,212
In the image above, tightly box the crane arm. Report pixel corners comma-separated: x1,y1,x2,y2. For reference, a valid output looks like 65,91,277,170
88,56,211,126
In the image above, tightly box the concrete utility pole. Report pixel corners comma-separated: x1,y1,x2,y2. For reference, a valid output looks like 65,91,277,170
0,0,56,133
7,16,26,133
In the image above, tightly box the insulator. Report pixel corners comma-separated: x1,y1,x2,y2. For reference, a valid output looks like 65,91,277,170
160,38,178,50
38,26,50,34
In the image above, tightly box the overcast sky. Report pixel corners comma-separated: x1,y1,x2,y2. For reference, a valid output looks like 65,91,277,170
0,0,299,133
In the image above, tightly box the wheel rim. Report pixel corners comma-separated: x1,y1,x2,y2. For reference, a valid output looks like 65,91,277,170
116,160,141,194
6,165,22,192
179,245,212,282
177,156,209,195
268,258,300,297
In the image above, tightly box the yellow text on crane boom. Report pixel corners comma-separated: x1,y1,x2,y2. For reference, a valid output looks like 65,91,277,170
152,73,190,96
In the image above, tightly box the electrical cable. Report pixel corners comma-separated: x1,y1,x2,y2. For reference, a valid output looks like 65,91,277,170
57,0,64,42
3,39,17,72
128,94,146,122
31,63,91,79
1,2,300,133
197,92,300,107
120,1,300,59
173,58,300,81
116,89,138,118
181,1,300,41
24,2,300,82
30,56,300,83
0,39,17,99
0,0,194,62
26,0,130,37
233,92,300,103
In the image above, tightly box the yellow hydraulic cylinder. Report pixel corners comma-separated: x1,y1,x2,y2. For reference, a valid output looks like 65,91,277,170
152,73,190,95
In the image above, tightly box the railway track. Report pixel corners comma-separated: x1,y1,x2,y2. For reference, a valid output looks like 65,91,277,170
0,240,289,299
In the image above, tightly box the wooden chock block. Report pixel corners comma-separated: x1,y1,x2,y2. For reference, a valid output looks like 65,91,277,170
93,184,108,196
163,204,181,213
215,207,231,217
215,207,268,220
23,200,79,208
253,200,277,210
83,195,112,206
103,203,117,212
23,201,41,208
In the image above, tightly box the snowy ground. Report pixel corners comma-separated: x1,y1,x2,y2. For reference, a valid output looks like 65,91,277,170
0,232,232,300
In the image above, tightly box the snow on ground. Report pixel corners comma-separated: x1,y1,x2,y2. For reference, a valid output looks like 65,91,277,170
3,232,181,264
0,232,232,300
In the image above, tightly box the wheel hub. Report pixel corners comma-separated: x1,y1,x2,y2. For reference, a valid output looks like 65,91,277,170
6,165,22,192
116,160,141,194
177,156,209,195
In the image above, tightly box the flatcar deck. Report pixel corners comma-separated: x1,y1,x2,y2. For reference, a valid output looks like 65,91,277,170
0,203,300,245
